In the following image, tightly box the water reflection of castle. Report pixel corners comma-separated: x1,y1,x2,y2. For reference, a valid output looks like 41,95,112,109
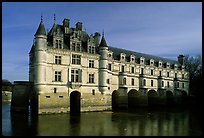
11,16,189,114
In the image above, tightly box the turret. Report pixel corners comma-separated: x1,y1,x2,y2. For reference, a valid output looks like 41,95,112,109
99,33,108,94
34,16,47,93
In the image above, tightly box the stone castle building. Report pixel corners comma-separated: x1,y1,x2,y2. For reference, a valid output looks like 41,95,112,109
29,17,189,114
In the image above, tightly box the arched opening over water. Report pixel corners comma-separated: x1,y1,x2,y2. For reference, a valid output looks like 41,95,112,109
147,89,158,106
128,89,139,108
70,91,81,115
166,90,174,106
112,90,119,111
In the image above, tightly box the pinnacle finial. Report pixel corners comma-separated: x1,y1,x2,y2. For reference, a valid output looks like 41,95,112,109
41,13,43,22
102,29,104,37
54,13,56,24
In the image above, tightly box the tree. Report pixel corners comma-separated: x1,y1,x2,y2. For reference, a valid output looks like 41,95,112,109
2,79,13,91
184,55,202,97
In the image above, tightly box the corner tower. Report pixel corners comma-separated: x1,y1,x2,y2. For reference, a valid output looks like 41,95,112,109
99,33,108,94
34,16,47,93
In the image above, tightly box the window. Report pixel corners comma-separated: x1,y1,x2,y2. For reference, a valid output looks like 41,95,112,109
151,80,153,87
167,72,169,77
107,79,110,84
175,73,177,78
72,54,81,65
162,81,164,87
89,60,94,68
55,40,62,49
131,78,134,86
182,74,184,79
54,88,57,93
141,68,144,75
72,43,75,51
55,71,61,82
71,69,80,82
151,69,154,75
123,78,126,85
109,54,112,57
143,79,146,86
131,67,134,73
121,65,125,72
55,56,61,64
182,83,184,88
88,46,95,54
76,43,81,51
159,71,162,77
108,64,112,71
167,81,170,88
92,89,95,95
89,74,94,83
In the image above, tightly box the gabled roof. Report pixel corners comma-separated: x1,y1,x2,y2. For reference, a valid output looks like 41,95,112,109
108,46,180,66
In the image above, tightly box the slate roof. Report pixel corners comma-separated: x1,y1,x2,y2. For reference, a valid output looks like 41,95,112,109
108,46,180,66
35,21,46,36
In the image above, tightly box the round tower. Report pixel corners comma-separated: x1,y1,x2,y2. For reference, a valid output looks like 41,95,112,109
34,16,47,93
99,33,108,94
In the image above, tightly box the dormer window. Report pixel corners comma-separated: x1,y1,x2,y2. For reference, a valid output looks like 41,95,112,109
140,57,145,64
166,62,170,68
174,64,178,69
108,51,113,59
158,61,162,67
55,39,63,49
150,59,154,66
120,53,126,61
130,55,135,62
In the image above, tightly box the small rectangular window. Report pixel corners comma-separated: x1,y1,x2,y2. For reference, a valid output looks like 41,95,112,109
121,65,125,72
55,71,61,82
54,88,57,93
131,78,134,85
151,69,153,75
108,64,111,71
151,80,153,87
131,67,134,73
92,89,95,95
46,96,50,98
89,60,94,68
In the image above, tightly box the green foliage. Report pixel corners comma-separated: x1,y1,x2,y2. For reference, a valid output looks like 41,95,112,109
2,79,13,91
184,55,202,97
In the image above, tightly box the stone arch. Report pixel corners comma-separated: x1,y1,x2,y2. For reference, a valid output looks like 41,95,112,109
128,89,139,108
112,90,119,111
70,91,81,115
147,89,158,106
166,90,174,106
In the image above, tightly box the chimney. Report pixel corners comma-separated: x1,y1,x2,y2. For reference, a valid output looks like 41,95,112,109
76,22,82,31
93,32,101,47
63,18,70,28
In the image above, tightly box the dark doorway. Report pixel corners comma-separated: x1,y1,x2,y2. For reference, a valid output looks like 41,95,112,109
128,89,139,108
112,90,119,111
70,91,81,115
147,90,158,106
166,91,174,106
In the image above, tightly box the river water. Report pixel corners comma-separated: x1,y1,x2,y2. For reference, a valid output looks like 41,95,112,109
2,103,202,136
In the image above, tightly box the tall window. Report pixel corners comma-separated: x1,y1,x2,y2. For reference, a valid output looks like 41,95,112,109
131,78,134,85
167,81,170,88
151,80,153,87
143,79,146,86
141,68,144,75
162,81,164,87
177,82,179,88
108,64,112,71
121,65,125,72
159,71,162,77
55,56,61,64
131,67,134,73
89,74,94,83
72,42,75,51
107,79,110,84
167,72,170,77
89,60,94,68
56,40,62,49
76,43,81,52
55,71,61,82
88,46,95,54
182,83,184,88
182,74,184,79
72,54,81,65
175,73,177,78
71,69,80,82
123,78,126,85
151,69,154,75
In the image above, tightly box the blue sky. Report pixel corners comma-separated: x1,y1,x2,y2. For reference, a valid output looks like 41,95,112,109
2,2,202,82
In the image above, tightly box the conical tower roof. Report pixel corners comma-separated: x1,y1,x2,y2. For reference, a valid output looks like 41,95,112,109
99,35,108,47
35,17,46,36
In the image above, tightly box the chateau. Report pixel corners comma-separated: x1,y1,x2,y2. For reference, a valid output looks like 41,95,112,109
29,17,189,114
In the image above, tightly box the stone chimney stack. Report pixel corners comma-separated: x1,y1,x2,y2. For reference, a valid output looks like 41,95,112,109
76,22,82,31
178,55,185,65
